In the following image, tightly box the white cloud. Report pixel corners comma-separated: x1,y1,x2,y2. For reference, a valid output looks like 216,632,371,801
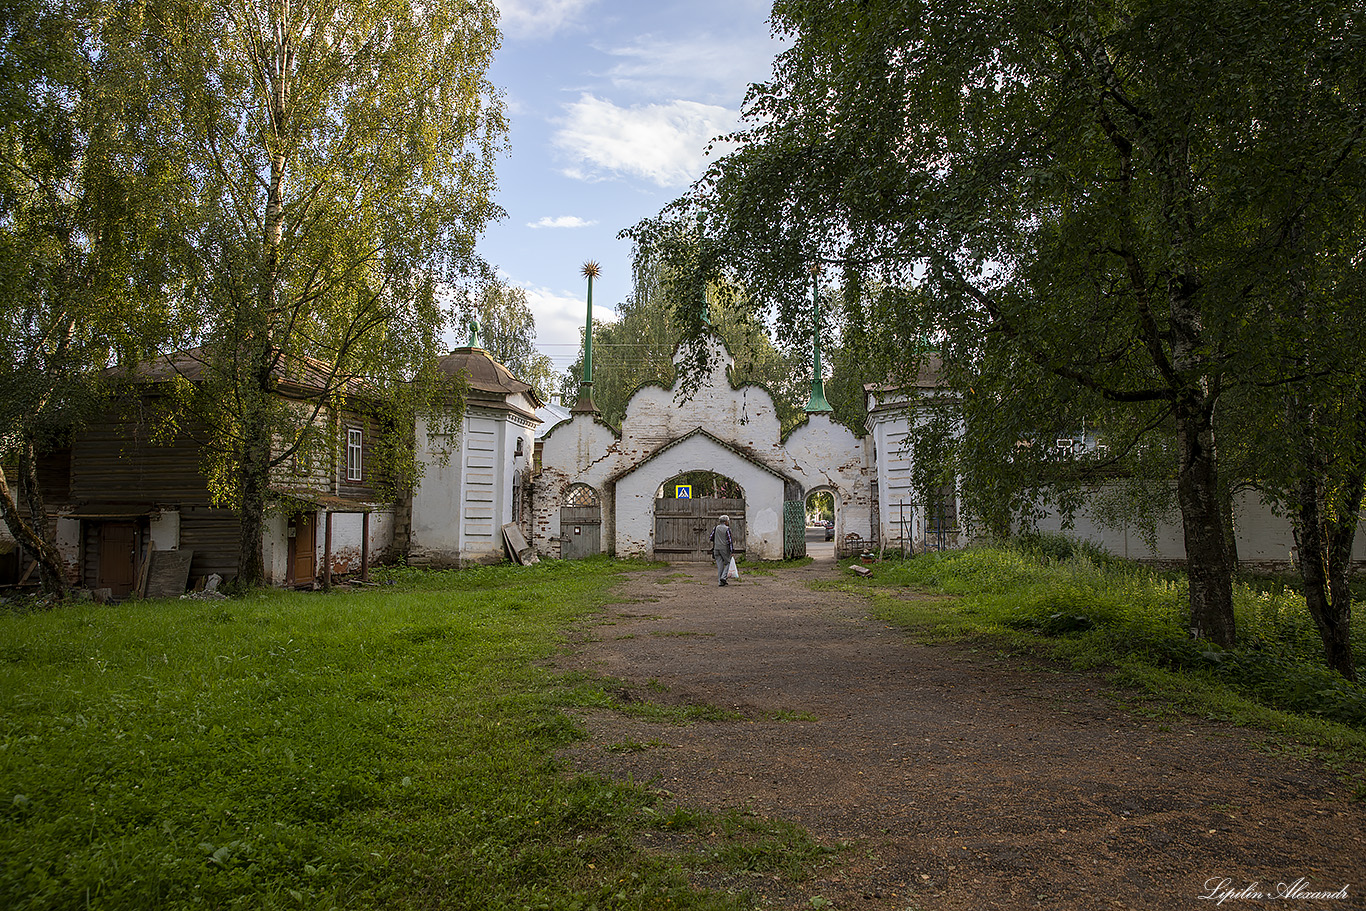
601,32,783,103
494,0,594,39
553,93,738,188
527,215,598,229
520,282,617,355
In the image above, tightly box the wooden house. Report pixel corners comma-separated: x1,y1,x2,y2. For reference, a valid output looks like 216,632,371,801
26,349,397,598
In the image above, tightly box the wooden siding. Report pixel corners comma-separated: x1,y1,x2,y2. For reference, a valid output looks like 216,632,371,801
36,446,73,507
337,411,387,501
179,508,241,581
70,410,214,505
655,498,746,561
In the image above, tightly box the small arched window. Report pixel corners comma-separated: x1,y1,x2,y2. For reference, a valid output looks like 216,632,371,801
564,484,599,507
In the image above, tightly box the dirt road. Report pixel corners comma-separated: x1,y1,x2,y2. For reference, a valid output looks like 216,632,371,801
558,559,1365,910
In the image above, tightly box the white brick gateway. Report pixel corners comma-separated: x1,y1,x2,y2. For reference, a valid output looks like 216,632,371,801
532,332,874,561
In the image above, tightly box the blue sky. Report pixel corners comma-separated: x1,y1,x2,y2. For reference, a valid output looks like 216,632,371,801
477,0,786,375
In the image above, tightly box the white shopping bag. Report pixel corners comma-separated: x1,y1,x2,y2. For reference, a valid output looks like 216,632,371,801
727,557,739,580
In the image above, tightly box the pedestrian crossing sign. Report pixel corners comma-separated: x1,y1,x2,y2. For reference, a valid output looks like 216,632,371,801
676,485,692,499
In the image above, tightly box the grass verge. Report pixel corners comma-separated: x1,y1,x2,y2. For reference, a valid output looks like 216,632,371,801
818,537,1366,795
0,557,821,910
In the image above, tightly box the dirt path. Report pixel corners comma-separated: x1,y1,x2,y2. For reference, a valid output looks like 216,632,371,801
557,559,1365,911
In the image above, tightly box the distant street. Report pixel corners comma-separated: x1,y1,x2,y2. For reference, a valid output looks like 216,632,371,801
804,525,834,560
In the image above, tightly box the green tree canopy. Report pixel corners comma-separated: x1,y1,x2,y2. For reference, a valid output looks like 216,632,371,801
473,281,558,401
562,249,807,433
628,0,1366,651
0,0,190,595
155,0,507,585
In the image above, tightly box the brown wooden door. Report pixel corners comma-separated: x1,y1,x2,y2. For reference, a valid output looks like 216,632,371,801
654,497,745,561
97,522,138,599
287,512,316,585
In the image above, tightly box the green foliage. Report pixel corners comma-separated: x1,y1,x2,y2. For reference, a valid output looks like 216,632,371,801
473,280,559,400
0,0,192,591
152,0,507,583
662,471,743,499
844,545,1366,734
1010,532,1121,569
633,0,1366,648
0,559,791,910
804,490,832,522
562,248,807,432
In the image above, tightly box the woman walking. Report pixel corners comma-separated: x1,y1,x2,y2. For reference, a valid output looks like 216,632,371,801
710,515,733,586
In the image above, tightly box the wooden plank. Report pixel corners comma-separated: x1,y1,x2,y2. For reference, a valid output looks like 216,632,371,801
144,549,194,599
136,542,155,599
502,523,539,565
655,497,746,559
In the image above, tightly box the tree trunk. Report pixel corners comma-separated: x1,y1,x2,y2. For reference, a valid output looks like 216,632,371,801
235,431,271,588
233,15,291,590
235,345,275,589
1323,513,1359,682
1174,395,1236,645
1298,421,1363,681
1291,477,1357,681
0,447,69,599
1219,484,1239,568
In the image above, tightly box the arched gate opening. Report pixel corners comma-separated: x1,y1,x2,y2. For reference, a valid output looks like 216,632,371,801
654,471,745,561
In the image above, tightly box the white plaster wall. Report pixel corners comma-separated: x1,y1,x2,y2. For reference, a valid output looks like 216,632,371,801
411,401,539,565
618,337,784,461
867,396,949,548
149,509,180,552
56,516,81,583
263,512,289,584
612,433,788,559
1033,503,1186,560
1232,491,1300,565
784,414,872,542
534,335,879,561
532,414,622,557
409,411,464,563
262,508,396,584
1021,485,1365,567
320,509,395,575
460,414,501,558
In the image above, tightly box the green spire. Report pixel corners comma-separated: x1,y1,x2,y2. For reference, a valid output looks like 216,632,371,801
805,264,833,414
571,261,601,415
465,316,481,348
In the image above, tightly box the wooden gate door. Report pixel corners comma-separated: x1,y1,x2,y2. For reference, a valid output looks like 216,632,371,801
654,497,745,561
559,506,602,559
286,512,316,585
97,522,139,599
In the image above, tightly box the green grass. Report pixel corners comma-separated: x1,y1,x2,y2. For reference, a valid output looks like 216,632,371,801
822,537,1366,789
0,557,818,910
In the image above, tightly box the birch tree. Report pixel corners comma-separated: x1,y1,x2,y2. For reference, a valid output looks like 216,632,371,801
0,0,187,596
160,0,506,586
629,0,1366,649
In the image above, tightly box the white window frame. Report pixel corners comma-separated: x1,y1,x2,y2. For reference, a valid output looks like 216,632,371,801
346,428,363,481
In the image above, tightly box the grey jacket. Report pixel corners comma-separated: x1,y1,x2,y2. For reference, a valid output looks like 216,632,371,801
710,523,733,557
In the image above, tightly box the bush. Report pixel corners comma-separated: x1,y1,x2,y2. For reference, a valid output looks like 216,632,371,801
1010,531,1119,568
